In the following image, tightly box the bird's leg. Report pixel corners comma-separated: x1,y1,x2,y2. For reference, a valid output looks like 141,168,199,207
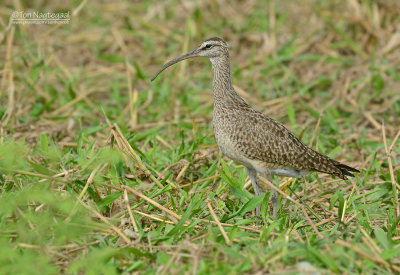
265,175,278,219
245,167,260,216
271,190,278,219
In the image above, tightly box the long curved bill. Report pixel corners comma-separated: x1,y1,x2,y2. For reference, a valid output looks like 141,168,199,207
151,49,199,82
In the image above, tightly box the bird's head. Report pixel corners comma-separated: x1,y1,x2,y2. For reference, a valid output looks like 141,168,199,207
151,37,228,81
196,37,229,58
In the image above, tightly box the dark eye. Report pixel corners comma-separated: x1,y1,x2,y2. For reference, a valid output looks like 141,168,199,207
205,44,213,49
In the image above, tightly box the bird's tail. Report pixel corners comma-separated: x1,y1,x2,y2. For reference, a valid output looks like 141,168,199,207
333,162,360,179
309,150,360,180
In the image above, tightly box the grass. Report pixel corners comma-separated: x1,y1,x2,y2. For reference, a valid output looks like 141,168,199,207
0,0,400,274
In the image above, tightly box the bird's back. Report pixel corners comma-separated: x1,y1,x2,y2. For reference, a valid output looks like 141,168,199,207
212,90,358,180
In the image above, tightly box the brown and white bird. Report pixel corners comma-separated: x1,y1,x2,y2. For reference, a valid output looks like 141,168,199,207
151,37,359,217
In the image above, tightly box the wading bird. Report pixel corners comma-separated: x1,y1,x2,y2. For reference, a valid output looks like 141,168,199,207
151,37,359,217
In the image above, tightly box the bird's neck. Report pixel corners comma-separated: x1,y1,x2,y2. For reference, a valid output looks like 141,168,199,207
210,55,235,99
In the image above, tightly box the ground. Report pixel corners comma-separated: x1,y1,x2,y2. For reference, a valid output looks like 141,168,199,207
0,0,399,274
